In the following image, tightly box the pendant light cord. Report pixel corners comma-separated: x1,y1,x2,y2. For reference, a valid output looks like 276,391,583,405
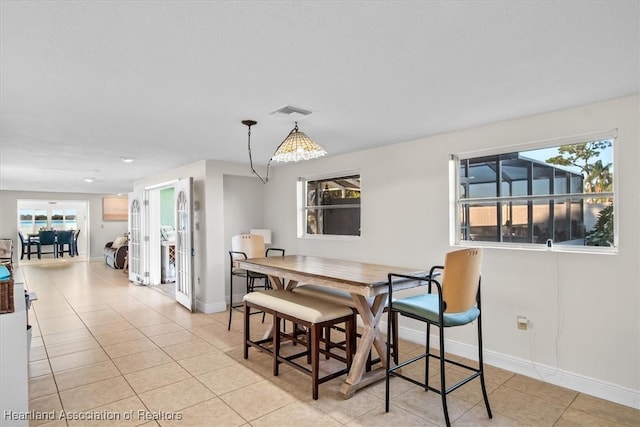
246,121,271,184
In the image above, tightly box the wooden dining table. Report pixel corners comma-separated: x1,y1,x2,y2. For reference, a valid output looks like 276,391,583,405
236,254,426,398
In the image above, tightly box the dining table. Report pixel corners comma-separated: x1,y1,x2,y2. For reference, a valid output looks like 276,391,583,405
25,230,78,259
236,254,426,398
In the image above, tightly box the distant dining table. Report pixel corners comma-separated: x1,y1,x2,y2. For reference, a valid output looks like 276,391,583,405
237,254,426,398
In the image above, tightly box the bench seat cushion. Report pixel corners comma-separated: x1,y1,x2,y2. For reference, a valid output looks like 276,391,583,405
243,289,353,323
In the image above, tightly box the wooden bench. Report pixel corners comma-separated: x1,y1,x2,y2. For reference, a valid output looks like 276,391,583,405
292,284,399,367
243,289,356,400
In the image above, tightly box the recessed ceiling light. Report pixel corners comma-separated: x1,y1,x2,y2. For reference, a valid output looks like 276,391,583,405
121,157,134,163
84,178,94,183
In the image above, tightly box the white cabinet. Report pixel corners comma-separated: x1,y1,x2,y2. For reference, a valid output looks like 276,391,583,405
0,271,28,425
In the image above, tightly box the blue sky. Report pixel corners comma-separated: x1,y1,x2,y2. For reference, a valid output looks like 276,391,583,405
521,139,613,175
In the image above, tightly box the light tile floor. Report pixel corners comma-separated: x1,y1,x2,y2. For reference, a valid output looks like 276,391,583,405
20,261,640,426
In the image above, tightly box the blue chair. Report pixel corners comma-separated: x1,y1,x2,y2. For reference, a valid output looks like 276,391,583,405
57,230,74,257
385,248,491,427
18,231,39,260
73,229,81,256
37,230,58,259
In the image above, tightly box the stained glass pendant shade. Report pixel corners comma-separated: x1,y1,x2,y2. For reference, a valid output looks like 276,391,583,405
271,122,327,163
242,119,327,184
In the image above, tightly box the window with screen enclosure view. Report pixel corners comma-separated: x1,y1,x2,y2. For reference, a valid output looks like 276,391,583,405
303,174,361,236
456,136,615,250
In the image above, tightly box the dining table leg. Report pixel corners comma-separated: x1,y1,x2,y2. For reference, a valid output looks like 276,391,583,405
339,294,388,398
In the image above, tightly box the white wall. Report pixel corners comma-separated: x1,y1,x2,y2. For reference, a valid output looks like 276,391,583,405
133,160,264,314
262,95,640,408
0,190,128,263
202,160,265,314
223,174,266,304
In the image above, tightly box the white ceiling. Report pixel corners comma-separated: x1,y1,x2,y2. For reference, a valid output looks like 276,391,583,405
1,1,638,194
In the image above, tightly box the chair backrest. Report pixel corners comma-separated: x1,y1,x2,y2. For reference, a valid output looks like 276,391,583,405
57,230,72,244
441,248,483,313
17,231,25,245
39,230,56,245
231,234,265,260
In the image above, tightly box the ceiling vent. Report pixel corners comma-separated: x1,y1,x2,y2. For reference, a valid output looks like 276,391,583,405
269,104,313,120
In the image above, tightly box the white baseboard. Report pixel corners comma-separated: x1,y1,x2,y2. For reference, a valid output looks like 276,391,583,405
196,299,226,314
385,322,640,410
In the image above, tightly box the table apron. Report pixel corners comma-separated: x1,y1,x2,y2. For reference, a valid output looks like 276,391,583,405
237,261,386,297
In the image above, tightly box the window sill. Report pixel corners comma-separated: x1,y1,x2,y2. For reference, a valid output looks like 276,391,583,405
456,241,617,255
300,234,361,241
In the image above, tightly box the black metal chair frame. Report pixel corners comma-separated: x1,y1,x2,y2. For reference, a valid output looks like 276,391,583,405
228,247,285,330
385,266,492,427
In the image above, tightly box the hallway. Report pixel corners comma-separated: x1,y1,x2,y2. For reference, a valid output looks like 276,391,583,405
22,262,639,426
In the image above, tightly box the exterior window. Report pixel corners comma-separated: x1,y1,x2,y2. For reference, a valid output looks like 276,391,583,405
51,209,77,230
302,174,361,236
19,209,36,235
19,208,77,233
455,136,615,250
19,209,49,233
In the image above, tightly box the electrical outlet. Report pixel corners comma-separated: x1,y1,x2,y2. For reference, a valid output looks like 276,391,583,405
517,316,528,330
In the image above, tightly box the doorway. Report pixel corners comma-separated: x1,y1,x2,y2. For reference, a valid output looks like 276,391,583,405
129,177,194,311
17,199,89,264
148,186,176,295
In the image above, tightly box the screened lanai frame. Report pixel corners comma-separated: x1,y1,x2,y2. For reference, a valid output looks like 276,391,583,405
458,154,586,245
453,132,616,251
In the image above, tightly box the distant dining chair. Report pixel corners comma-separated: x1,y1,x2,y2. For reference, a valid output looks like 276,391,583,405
0,239,13,266
385,248,491,427
228,233,285,330
18,231,39,260
72,229,81,256
37,230,58,259
57,230,74,257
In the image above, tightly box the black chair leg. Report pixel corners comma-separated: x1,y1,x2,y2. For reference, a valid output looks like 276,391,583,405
477,313,492,418
228,270,234,330
425,322,431,391
439,326,451,427
243,302,250,359
385,307,394,413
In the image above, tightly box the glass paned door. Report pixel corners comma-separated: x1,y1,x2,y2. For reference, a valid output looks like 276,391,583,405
174,177,194,311
128,191,146,284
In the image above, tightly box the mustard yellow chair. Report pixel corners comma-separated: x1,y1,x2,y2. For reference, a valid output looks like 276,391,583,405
385,248,491,426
